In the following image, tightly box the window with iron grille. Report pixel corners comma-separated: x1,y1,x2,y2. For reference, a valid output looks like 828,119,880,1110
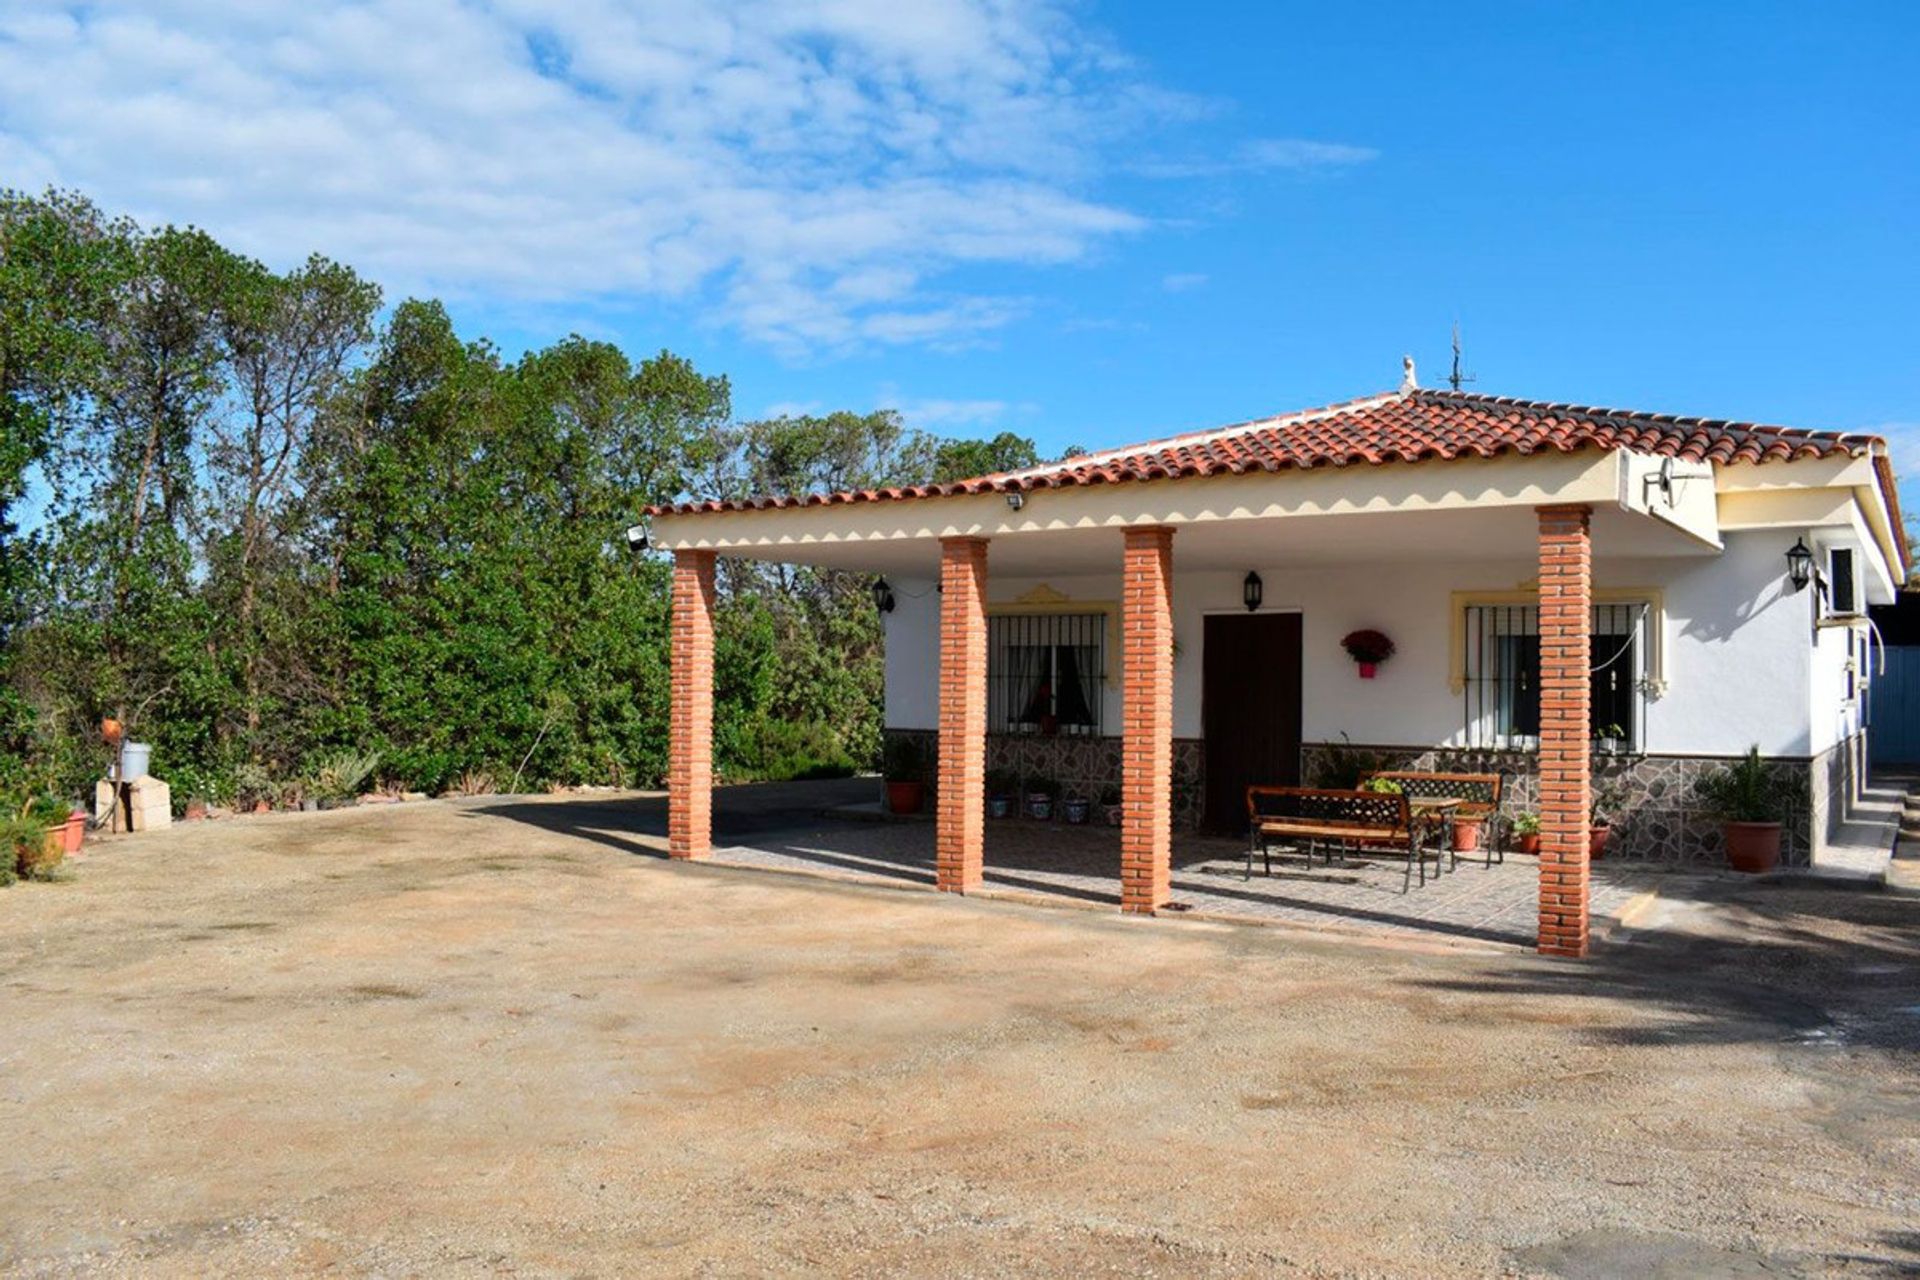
987,613,1105,736
1461,602,1652,750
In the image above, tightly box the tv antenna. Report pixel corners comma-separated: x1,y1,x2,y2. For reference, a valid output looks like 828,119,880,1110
1448,322,1476,392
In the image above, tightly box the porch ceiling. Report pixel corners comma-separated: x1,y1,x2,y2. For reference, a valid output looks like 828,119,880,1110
701,502,1713,577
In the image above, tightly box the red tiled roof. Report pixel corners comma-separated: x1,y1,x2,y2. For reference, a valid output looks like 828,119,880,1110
650,387,1904,566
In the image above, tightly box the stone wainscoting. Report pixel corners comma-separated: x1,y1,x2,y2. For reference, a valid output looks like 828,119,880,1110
1810,732,1867,854
886,726,1836,867
1300,742,1819,867
883,728,1206,831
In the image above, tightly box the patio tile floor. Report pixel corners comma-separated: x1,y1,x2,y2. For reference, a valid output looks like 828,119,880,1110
707,817,1657,948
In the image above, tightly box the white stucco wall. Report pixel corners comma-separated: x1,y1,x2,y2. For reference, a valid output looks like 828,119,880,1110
884,528,1838,758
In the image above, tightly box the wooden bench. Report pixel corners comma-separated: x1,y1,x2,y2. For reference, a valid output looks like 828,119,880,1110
1244,786,1440,892
1364,771,1506,869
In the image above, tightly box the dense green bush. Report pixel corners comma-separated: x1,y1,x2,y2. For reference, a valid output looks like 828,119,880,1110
0,188,1059,808
720,716,856,783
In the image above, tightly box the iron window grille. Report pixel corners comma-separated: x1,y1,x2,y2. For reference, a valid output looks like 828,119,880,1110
988,612,1106,736
1462,601,1652,751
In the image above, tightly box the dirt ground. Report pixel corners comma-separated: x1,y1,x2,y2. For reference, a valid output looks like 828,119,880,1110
3,784,1919,1277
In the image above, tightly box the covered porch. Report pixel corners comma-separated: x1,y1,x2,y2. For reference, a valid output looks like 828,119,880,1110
697,784,1659,948
654,443,1728,959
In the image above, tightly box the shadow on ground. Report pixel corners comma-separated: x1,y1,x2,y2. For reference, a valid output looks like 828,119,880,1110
470,776,875,858
1423,877,1920,1055
477,779,1920,1056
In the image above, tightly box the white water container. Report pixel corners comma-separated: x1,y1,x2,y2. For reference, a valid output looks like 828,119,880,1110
117,742,152,781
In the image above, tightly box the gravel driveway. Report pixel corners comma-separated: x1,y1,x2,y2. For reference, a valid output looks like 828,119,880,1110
2,783,1917,1276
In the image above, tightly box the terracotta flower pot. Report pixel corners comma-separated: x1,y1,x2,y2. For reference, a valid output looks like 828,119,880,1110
1450,818,1482,852
884,780,924,815
184,800,208,822
1516,832,1541,856
1104,804,1125,827
1588,824,1610,860
1724,821,1782,874
61,811,85,855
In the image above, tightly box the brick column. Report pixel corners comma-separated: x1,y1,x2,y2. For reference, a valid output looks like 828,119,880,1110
936,537,989,893
1536,505,1592,957
1121,527,1175,914
668,549,717,860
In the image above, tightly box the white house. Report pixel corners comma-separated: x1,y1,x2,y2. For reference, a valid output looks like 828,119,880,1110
648,378,1908,956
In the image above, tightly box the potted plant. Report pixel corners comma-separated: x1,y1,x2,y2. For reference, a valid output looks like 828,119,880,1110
1511,811,1541,855
1061,793,1091,825
986,768,1019,819
1099,784,1124,826
882,737,927,815
1358,777,1403,794
1341,629,1396,679
1694,746,1785,873
1313,734,1390,789
10,797,69,881
1025,775,1059,821
61,806,86,855
1589,786,1621,860
1593,723,1627,755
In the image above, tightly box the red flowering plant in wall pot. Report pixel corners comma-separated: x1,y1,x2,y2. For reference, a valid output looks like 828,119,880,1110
1340,629,1396,679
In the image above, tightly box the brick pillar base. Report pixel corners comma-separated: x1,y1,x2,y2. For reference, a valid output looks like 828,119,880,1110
936,537,988,893
669,549,717,860
1536,505,1592,957
1121,527,1175,914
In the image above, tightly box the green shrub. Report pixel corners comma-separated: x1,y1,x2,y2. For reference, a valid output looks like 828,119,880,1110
1359,777,1403,794
722,718,854,783
0,816,25,885
1511,811,1541,835
1,797,66,882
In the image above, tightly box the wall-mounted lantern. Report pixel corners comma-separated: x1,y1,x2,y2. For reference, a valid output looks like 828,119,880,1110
871,576,896,613
1242,571,1263,612
1785,538,1813,593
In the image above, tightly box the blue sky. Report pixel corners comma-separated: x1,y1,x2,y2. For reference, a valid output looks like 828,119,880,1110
3,1,1916,473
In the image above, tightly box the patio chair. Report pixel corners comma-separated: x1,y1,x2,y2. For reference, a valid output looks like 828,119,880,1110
1364,771,1505,869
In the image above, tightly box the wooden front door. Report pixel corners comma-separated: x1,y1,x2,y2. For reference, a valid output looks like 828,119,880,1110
1202,612,1303,834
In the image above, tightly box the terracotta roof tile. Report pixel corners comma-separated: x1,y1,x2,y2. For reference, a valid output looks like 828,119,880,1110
649,387,1903,566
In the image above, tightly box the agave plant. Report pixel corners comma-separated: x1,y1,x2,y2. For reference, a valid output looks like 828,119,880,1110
310,750,382,805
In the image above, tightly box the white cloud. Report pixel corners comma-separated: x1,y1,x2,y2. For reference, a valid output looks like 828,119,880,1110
873,383,1033,430
1161,272,1207,292
0,0,1179,353
1131,136,1379,180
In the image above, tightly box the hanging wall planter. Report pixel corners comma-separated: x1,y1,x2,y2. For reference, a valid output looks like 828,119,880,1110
1341,629,1396,679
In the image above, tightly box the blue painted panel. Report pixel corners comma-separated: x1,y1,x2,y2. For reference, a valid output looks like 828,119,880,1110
1870,647,1920,763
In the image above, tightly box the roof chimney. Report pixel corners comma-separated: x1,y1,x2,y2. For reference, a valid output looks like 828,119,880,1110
1399,354,1418,394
